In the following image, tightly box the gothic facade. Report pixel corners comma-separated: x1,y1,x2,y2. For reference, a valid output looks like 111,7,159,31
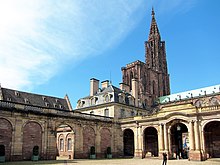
121,9,170,108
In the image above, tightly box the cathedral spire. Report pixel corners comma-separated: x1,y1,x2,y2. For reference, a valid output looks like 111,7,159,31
148,8,160,40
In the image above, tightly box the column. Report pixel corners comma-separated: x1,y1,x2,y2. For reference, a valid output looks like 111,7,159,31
164,124,168,151
194,120,201,150
158,124,164,151
138,126,143,158
134,125,143,158
168,127,171,153
189,121,195,150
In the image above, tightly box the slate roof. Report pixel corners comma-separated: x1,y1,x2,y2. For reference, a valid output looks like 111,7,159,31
0,87,70,110
77,84,133,108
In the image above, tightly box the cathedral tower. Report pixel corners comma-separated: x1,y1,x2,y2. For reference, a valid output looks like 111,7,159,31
121,8,170,108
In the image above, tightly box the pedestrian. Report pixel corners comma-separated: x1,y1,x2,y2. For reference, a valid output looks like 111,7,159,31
162,152,167,165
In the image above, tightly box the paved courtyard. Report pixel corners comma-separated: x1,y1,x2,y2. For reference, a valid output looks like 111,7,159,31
1,158,220,165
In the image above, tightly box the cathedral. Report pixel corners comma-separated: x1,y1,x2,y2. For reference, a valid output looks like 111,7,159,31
0,9,220,162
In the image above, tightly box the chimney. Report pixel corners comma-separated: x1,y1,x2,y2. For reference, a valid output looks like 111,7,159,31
132,78,139,106
119,83,130,93
90,78,99,96
101,80,109,89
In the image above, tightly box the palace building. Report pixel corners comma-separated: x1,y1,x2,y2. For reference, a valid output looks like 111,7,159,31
0,9,220,162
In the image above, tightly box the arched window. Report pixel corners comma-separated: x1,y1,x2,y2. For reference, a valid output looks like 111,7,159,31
60,139,64,151
67,138,72,151
130,71,133,90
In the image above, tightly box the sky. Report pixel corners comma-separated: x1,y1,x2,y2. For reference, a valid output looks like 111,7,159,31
0,0,220,108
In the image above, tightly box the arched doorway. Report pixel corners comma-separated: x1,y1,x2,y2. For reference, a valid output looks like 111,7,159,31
204,121,220,158
0,118,12,161
170,123,188,159
144,127,158,157
123,129,134,157
56,124,74,159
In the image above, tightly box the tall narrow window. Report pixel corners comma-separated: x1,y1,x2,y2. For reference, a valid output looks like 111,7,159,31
67,138,72,151
60,139,64,151
152,81,156,95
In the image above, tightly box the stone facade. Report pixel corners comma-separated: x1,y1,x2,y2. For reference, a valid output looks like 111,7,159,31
0,8,220,163
121,9,170,108
0,99,123,161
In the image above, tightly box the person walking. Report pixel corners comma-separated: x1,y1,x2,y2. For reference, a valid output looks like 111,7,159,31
162,152,167,165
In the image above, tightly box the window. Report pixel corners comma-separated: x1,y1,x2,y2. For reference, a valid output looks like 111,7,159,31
24,98,29,104
15,91,20,96
105,95,109,102
67,138,72,151
104,109,109,117
45,102,49,107
60,139,64,151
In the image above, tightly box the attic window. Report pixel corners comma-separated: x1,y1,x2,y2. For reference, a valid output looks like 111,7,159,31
45,102,49,107
54,103,58,108
24,98,30,104
59,105,63,109
7,97,12,101
55,99,59,103
42,96,46,101
15,91,19,96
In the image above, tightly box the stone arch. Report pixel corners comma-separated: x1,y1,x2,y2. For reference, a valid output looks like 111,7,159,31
143,126,158,157
100,128,111,156
0,118,13,161
203,120,220,158
168,120,189,159
83,126,95,158
56,123,74,159
123,128,134,157
22,121,42,160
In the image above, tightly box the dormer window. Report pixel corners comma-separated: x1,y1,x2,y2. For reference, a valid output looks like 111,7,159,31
55,99,59,103
45,102,49,107
59,105,63,109
24,98,30,104
15,91,19,96
7,97,12,101
42,96,47,101
54,103,58,108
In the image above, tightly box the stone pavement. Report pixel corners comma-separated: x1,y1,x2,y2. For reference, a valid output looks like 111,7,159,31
2,158,220,165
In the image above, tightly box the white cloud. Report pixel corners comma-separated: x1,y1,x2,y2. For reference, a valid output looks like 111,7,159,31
0,0,147,90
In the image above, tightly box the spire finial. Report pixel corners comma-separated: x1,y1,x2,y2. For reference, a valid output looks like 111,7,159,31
152,7,155,16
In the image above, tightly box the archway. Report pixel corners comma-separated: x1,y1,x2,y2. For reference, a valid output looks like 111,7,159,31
22,121,42,160
204,121,220,158
0,118,12,161
144,127,158,157
56,124,74,159
123,129,134,157
170,123,188,159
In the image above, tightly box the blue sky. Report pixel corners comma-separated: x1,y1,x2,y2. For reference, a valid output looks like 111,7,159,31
0,0,220,108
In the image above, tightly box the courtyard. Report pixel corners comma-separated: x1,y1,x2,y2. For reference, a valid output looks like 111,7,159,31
1,158,220,165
